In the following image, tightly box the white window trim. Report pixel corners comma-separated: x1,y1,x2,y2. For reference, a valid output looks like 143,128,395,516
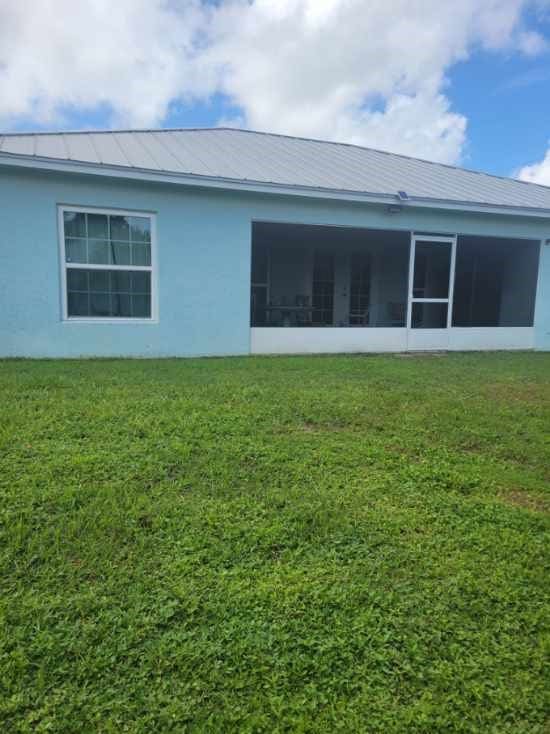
58,205,158,323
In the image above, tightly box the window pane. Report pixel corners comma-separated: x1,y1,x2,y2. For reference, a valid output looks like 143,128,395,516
111,242,131,265
67,268,88,291
88,239,111,265
65,238,87,264
112,270,132,292
90,293,111,317
66,269,151,318
412,302,448,329
112,294,132,317
67,292,89,316
132,243,151,266
87,213,109,239
413,241,451,299
110,215,130,241
132,295,151,317
131,271,151,293
64,211,86,238
89,270,110,292
129,216,151,243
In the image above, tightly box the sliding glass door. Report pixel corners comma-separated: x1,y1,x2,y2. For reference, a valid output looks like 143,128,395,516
407,234,456,350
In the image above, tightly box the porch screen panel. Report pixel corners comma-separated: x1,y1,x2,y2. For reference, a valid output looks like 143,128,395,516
452,236,539,327
349,252,371,325
249,222,409,328
251,242,269,326
312,251,335,326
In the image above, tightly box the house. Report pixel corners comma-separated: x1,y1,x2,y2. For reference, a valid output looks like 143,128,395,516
0,127,549,358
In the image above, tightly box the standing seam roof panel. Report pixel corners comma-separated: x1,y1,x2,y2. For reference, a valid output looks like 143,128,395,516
35,134,67,160
87,133,131,166
249,133,368,190
113,133,160,171
159,131,219,176
0,135,36,156
63,133,100,163
211,130,330,187
134,132,184,171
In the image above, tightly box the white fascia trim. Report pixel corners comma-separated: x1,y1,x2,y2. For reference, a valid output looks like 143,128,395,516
2,152,550,220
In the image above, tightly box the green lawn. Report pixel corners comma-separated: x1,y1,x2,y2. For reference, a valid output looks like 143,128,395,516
1,353,549,733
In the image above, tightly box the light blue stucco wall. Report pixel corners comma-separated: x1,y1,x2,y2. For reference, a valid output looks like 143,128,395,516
1,165,549,357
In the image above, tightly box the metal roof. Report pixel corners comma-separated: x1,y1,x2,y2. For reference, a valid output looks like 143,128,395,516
1,127,550,216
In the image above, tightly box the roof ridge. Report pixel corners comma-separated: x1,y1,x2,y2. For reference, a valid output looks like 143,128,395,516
0,126,223,137
1,125,549,194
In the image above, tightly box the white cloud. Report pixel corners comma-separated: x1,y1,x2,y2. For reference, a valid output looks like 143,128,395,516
516,29,549,54
204,0,550,163
0,0,211,127
0,0,548,164
517,146,550,185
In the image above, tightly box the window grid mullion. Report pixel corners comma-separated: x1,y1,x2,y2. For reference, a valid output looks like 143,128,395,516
65,262,151,271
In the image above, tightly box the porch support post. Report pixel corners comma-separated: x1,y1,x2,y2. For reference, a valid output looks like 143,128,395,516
534,239,550,350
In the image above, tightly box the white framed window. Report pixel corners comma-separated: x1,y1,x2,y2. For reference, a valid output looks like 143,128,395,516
58,205,157,322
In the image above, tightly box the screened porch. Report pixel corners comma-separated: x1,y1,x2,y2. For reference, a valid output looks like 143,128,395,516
250,221,540,353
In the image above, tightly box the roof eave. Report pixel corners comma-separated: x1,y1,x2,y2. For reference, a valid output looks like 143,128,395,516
1,151,550,220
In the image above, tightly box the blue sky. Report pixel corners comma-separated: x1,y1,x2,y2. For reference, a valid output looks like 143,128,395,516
448,39,550,176
1,1,549,183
